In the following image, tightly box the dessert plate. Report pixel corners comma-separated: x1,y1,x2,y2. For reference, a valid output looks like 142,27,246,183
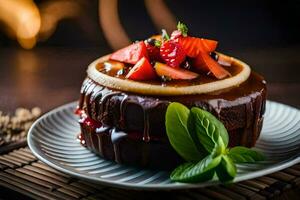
27,101,300,190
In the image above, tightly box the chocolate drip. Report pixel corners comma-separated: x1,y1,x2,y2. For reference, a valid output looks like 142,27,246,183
140,99,161,142
111,128,127,163
95,133,104,156
86,85,98,117
78,79,92,111
143,109,150,142
96,125,110,156
91,90,103,119
99,91,120,121
119,94,128,129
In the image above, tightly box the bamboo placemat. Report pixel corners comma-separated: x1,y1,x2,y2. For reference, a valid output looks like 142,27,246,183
0,108,299,199
0,144,299,200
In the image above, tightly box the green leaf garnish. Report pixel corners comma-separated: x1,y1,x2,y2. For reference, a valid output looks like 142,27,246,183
177,21,188,37
188,107,229,153
165,102,265,184
216,155,237,182
171,154,221,183
161,29,170,41
165,103,205,162
228,146,265,163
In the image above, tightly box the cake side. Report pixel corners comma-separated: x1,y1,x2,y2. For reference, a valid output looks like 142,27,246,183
77,71,266,170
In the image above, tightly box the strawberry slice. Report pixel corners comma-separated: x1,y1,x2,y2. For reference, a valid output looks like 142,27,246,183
126,57,156,80
154,62,198,80
193,53,231,79
110,41,148,64
178,36,218,57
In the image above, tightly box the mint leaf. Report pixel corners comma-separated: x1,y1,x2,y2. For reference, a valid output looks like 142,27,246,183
188,107,229,153
171,154,221,183
165,103,265,184
216,155,237,182
177,22,188,37
165,103,206,162
229,146,265,163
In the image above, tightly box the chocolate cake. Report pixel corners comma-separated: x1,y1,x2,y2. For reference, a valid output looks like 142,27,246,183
76,24,267,170
77,66,266,170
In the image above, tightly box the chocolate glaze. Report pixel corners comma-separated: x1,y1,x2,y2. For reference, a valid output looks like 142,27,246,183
77,71,267,170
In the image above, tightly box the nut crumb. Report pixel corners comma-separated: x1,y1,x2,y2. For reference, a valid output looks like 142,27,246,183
0,107,42,146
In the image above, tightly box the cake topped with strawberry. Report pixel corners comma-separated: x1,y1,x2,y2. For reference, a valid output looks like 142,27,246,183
77,22,266,171
88,22,250,96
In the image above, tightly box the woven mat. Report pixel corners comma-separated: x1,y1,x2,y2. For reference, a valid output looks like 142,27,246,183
0,142,298,200
0,108,299,199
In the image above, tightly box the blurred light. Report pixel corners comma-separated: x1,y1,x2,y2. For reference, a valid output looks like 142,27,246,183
39,0,82,41
0,0,82,49
0,0,40,49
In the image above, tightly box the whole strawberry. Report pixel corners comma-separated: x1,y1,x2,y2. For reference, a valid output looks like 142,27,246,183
160,41,186,68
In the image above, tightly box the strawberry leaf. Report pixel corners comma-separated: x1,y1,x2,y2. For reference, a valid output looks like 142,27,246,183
177,21,188,37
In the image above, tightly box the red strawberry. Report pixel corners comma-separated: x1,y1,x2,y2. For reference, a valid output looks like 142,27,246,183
154,62,198,80
126,57,156,80
170,30,182,40
110,41,148,64
178,37,218,57
171,21,188,39
145,39,161,61
160,41,186,68
193,53,231,79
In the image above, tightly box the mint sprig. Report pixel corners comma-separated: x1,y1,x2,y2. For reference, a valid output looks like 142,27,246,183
165,103,265,183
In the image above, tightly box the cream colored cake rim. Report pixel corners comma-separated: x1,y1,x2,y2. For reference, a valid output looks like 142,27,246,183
87,53,251,96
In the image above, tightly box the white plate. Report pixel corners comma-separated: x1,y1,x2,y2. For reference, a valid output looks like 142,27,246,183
28,101,300,190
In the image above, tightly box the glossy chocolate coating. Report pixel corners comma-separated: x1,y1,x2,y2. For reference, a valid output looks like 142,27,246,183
78,71,266,170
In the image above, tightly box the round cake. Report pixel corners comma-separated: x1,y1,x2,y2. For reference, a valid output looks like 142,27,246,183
76,25,267,170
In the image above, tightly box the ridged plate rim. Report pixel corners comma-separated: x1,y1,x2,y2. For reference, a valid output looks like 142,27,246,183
27,100,300,190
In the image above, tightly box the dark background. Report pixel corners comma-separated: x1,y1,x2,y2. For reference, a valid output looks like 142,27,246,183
0,0,299,112
2,0,300,50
